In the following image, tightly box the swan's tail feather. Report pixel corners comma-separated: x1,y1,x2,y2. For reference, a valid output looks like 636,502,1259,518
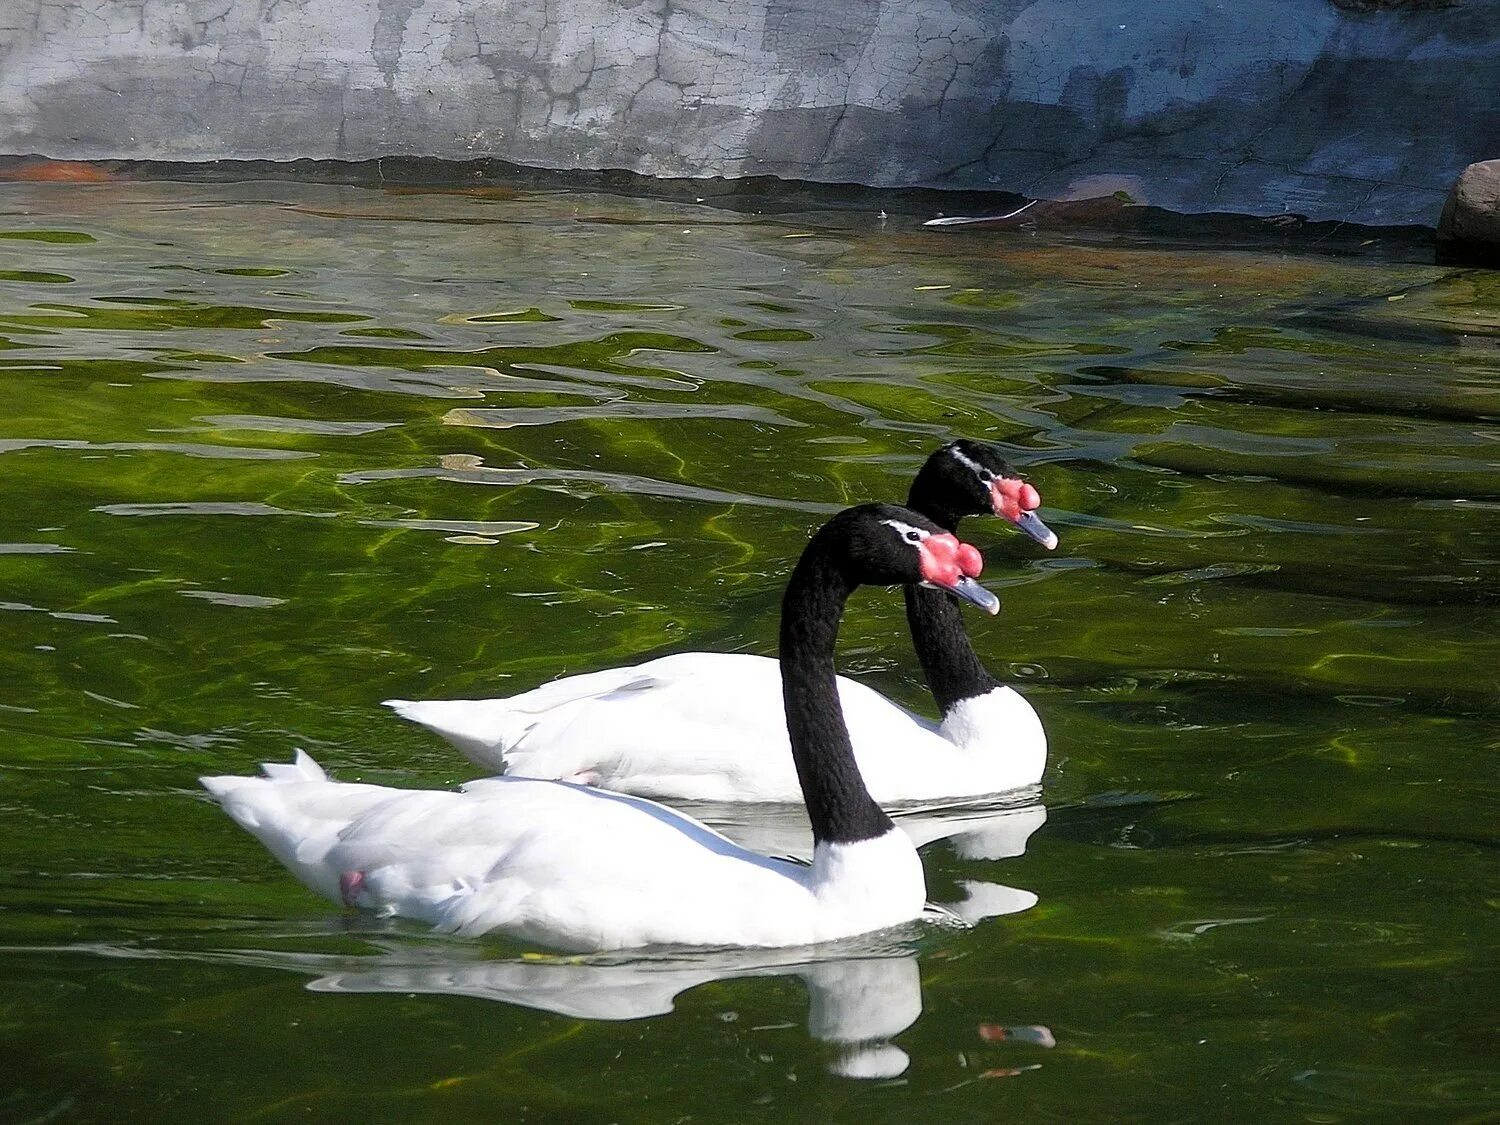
199,752,363,902
260,749,327,782
383,698,520,772
199,749,327,804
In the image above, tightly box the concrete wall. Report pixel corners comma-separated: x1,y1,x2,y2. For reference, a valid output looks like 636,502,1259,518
2,0,1497,226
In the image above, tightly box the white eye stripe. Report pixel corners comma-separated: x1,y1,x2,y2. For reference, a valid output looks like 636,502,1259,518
879,518,929,544
948,447,994,483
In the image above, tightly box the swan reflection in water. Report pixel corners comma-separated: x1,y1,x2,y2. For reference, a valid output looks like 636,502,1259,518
308,941,927,1079
275,797,1049,1079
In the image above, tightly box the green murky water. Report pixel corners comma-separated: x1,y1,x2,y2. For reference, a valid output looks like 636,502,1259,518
1,181,1496,1122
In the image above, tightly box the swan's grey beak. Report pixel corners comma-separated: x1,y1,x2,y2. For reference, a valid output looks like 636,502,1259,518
948,575,1001,615
989,478,1058,549
1014,510,1058,550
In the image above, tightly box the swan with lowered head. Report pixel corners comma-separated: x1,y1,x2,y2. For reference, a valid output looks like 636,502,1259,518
387,440,1058,802
200,504,999,950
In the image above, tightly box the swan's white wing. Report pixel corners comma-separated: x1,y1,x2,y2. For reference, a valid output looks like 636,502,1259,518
384,661,679,771
389,652,946,802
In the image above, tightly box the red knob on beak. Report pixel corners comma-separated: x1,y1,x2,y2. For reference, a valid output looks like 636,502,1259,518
957,542,983,578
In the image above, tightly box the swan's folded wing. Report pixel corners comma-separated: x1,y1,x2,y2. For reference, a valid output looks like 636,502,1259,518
383,657,692,771
488,663,679,715
387,652,950,802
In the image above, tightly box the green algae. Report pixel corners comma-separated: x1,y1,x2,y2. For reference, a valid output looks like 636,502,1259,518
0,180,1494,1123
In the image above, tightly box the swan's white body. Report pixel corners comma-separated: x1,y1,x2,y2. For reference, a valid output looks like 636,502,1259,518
200,750,926,951
387,652,1045,802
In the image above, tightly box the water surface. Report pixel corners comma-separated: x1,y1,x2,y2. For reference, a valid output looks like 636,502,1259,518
1,181,1496,1122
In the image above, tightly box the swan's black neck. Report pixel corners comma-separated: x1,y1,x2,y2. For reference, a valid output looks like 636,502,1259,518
780,519,894,846
903,480,1001,713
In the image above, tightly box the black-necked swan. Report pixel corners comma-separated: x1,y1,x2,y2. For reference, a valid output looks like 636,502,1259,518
200,503,1000,949
386,440,1058,802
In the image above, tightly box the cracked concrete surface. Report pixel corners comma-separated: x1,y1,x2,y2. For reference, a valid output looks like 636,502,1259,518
1,0,1496,225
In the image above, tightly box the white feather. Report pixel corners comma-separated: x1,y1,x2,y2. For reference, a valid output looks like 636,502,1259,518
386,652,1045,801
200,756,926,951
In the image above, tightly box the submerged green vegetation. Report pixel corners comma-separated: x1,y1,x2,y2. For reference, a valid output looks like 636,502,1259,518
0,181,1495,1121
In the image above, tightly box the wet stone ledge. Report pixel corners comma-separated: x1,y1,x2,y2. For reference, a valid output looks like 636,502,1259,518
1,0,1498,228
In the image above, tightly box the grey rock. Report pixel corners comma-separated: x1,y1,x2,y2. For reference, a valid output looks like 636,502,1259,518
1,0,1498,228
1437,160,1500,262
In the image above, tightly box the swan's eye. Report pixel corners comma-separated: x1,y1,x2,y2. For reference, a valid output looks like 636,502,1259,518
880,518,930,544
979,470,994,484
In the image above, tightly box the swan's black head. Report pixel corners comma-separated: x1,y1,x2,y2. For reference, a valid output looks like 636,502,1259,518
908,439,1058,550
827,503,1000,615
